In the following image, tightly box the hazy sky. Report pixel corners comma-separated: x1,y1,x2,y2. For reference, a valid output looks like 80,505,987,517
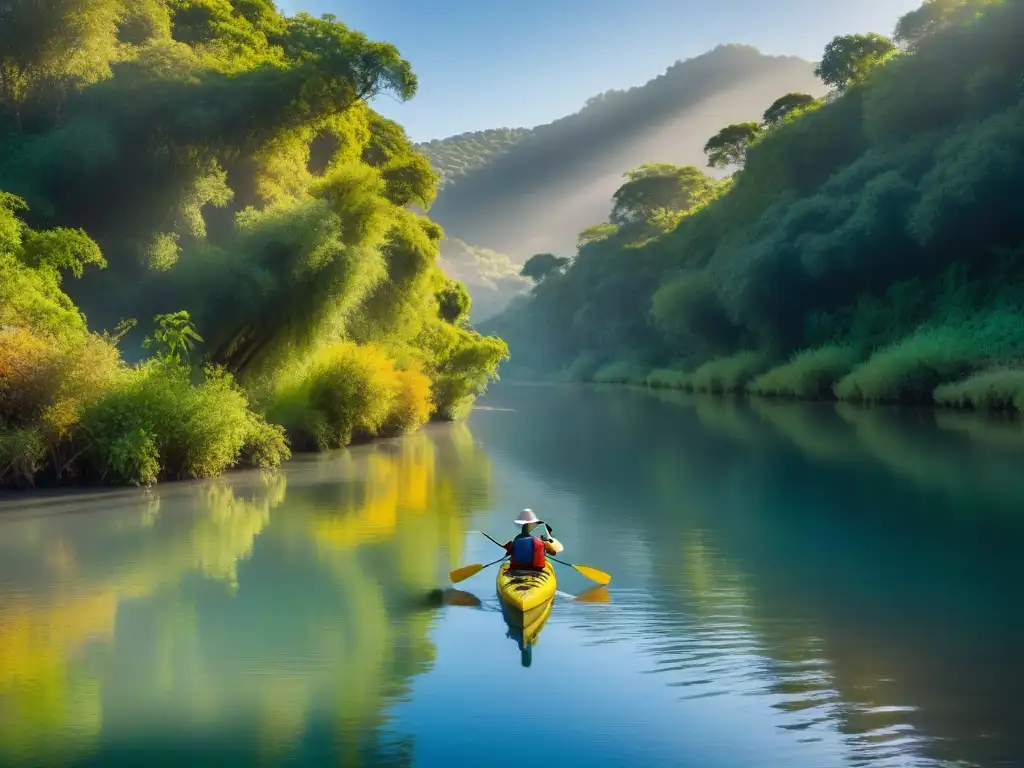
278,0,923,142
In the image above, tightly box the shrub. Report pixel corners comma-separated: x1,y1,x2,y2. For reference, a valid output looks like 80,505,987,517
417,321,508,421
646,368,694,390
933,368,1024,412
561,352,603,383
0,327,62,427
0,327,123,480
381,363,434,436
835,312,1024,403
691,351,770,393
305,342,399,446
592,361,647,385
81,360,284,485
271,341,432,449
0,427,47,487
748,345,860,398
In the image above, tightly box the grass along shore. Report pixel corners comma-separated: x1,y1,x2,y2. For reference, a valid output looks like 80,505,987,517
541,312,1024,415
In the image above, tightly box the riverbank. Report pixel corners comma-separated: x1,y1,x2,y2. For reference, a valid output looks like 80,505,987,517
0,6,509,491
0,319,504,491
530,318,1024,417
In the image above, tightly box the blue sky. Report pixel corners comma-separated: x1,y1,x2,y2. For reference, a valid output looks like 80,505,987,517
278,0,924,142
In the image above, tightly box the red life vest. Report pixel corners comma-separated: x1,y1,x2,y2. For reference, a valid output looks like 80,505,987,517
509,535,546,569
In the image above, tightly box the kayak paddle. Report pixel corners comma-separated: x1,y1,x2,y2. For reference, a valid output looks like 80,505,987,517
478,532,612,585
449,556,508,584
549,557,612,585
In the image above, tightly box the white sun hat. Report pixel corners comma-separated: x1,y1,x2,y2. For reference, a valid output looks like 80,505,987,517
513,509,542,526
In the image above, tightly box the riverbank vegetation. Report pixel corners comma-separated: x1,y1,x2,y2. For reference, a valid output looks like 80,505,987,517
482,0,1024,415
0,1,506,488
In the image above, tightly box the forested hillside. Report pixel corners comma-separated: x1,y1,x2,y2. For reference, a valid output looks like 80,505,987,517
428,45,826,258
416,128,533,188
0,0,506,488
485,0,1024,413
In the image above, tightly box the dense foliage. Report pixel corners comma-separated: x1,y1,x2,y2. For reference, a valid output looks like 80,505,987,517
484,0,1024,412
0,0,507,488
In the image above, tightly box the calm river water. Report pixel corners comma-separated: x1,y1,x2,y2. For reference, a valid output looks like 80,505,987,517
1,384,1023,767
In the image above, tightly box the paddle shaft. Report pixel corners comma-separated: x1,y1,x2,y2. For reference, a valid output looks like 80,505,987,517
478,531,610,585
449,555,508,584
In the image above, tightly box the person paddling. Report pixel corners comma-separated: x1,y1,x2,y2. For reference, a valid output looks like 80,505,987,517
503,509,563,570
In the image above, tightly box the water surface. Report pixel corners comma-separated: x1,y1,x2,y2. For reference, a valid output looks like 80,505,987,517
2,385,1023,767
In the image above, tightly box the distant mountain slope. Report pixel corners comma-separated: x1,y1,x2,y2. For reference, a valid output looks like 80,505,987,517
416,128,533,189
428,45,827,259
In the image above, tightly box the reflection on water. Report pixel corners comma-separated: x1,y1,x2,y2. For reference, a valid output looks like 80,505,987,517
0,426,492,766
2,389,1024,767
472,385,1024,768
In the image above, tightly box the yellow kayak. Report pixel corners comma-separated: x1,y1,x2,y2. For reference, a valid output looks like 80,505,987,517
496,560,556,614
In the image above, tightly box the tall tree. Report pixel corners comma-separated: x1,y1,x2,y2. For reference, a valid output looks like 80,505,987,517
894,0,993,49
762,93,819,126
611,164,719,225
703,123,761,169
815,33,897,91
520,253,569,283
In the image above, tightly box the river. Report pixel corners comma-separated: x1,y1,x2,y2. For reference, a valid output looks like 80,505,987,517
1,384,1023,768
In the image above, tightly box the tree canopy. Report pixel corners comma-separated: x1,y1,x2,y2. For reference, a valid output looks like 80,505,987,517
480,0,1024,407
520,253,570,283
762,93,819,126
702,122,762,169
0,0,508,487
814,33,898,91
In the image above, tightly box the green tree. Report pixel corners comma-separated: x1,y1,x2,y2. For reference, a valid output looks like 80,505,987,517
611,164,719,225
436,279,471,324
762,93,819,126
703,123,761,169
577,223,618,250
282,13,417,103
815,34,897,91
144,311,203,363
520,253,569,283
894,0,992,49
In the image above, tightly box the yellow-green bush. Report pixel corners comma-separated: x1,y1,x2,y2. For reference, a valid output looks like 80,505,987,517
80,360,289,486
691,351,770,393
0,327,63,427
0,324,287,487
271,340,435,450
382,363,434,436
0,327,123,479
646,368,694,390
414,320,508,421
748,345,861,398
933,368,1024,412
306,342,399,447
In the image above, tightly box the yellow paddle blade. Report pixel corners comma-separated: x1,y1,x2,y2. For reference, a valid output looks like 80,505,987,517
575,585,611,603
448,563,485,584
572,564,611,585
